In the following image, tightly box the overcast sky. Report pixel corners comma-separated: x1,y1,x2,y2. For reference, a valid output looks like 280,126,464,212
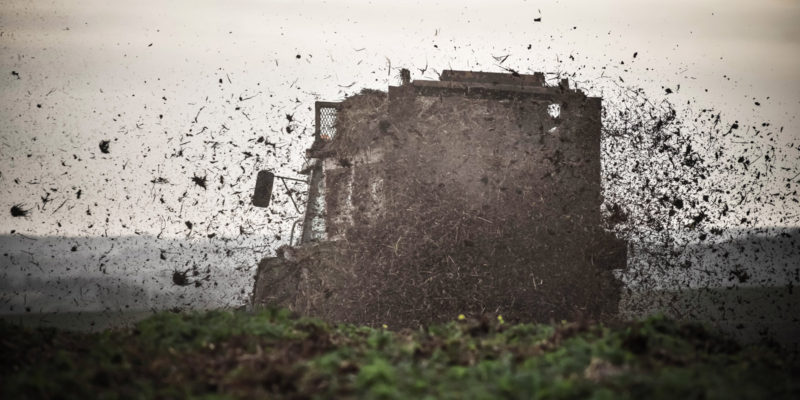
1,0,799,240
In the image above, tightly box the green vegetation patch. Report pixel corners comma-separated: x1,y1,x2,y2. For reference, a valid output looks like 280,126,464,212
1,309,797,399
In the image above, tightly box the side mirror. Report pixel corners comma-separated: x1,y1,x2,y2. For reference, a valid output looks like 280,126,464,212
252,170,275,208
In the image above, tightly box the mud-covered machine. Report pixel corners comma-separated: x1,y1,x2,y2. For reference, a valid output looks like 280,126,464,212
251,69,626,327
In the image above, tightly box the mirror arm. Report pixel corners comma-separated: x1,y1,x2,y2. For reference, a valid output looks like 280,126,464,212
279,177,302,213
274,175,306,183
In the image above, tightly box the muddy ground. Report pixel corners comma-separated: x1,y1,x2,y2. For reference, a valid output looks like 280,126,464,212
2,308,798,399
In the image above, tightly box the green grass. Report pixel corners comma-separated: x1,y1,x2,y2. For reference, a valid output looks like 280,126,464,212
1,309,797,399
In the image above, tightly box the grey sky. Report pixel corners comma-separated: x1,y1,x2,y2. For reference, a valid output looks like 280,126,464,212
1,0,799,316
1,0,798,240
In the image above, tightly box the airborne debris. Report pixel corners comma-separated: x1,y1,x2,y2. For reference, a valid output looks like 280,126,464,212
99,140,111,154
10,204,29,217
191,174,207,189
172,269,191,286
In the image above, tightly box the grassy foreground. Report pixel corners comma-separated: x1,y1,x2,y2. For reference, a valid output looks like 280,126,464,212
1,309,798,399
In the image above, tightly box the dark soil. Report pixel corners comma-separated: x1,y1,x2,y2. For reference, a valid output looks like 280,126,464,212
10,204,29,217
1,309,797,399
